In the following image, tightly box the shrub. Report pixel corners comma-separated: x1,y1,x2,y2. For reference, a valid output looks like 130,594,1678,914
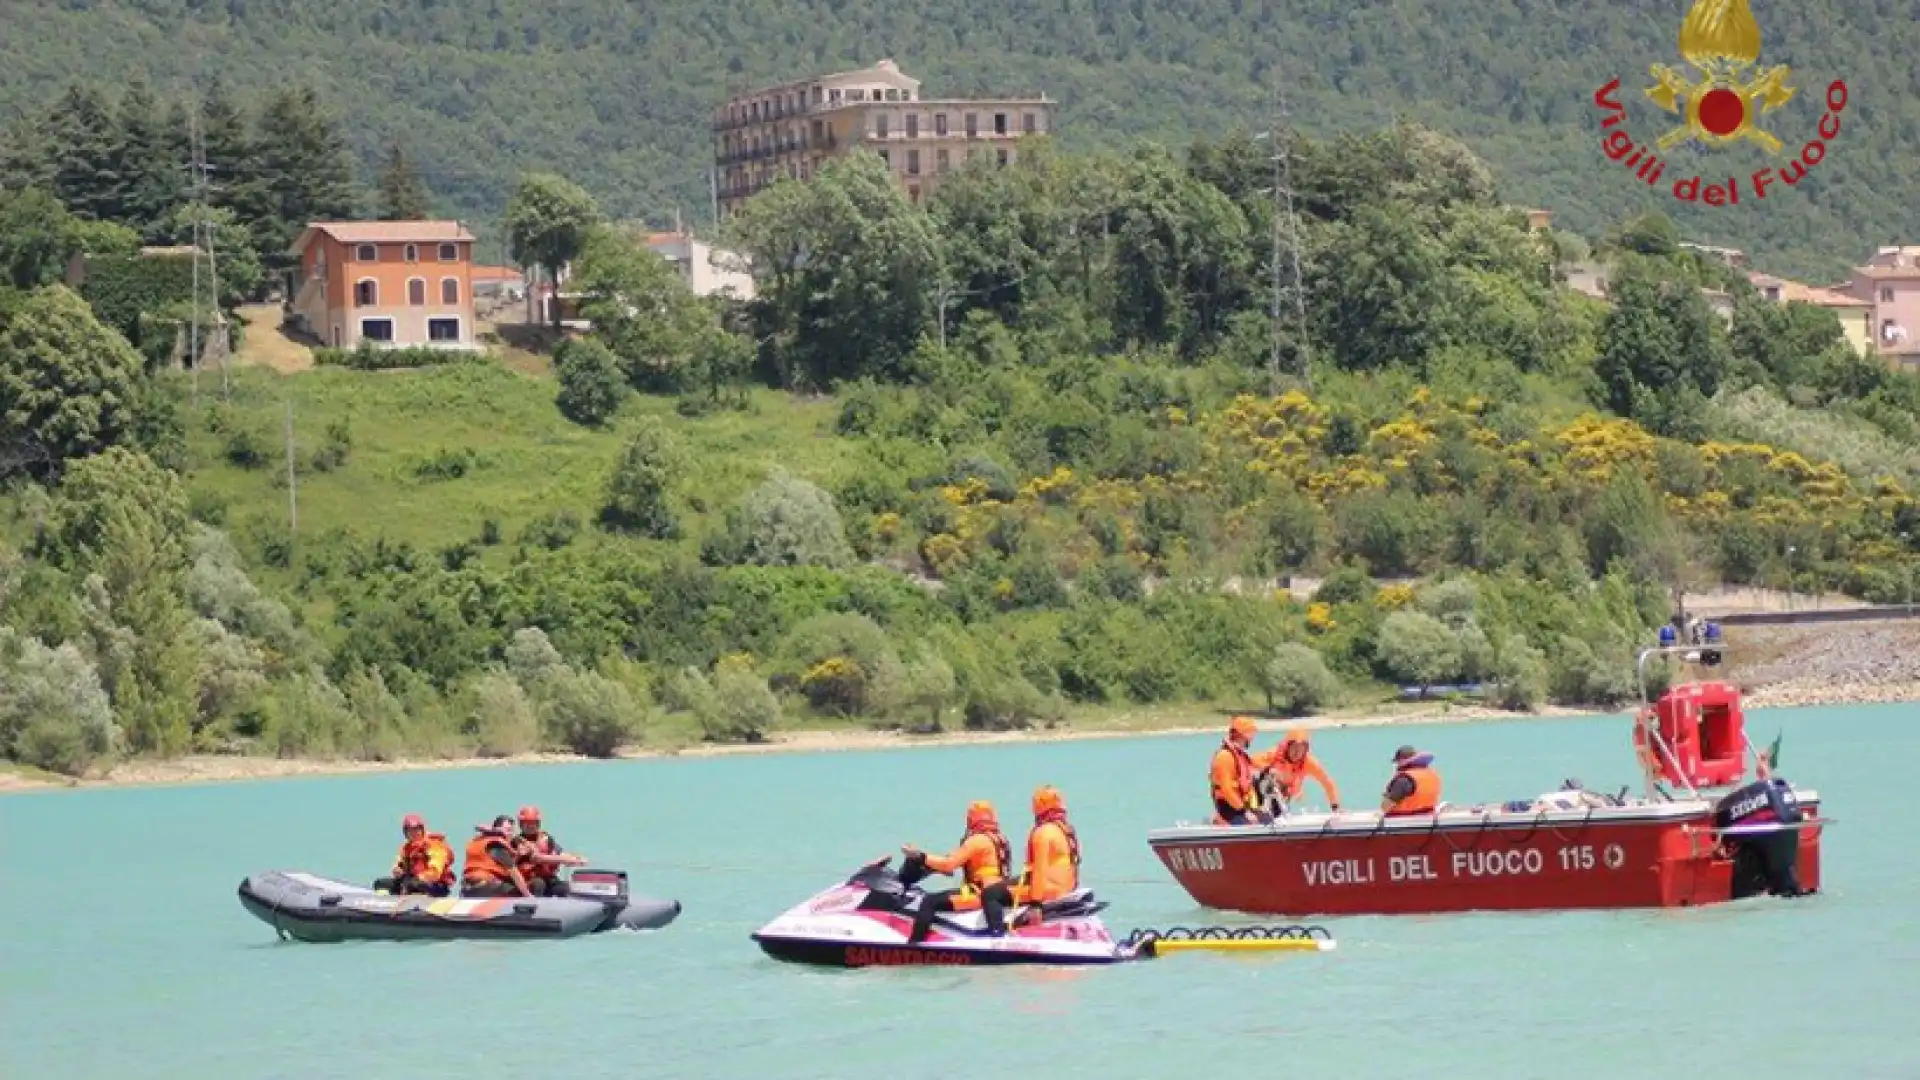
1376,610,1464,688
702,471,854,568
0,631,118,776
699,657,782,743
1261,642,1340,714
537,666,644,757
505,627,566,686
468,669,540,757
554,337,628,427
1489,634,1549,710
600,419,683,538
314,343,472,370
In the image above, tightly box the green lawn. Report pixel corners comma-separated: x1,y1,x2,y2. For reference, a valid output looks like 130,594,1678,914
179,360,858,558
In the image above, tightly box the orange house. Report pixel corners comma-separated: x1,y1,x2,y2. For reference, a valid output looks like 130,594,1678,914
289,221,478,350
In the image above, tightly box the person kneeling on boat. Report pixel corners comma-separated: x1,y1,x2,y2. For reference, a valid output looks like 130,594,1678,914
1253,726,1341,815
899,801,1015,944
1381,745,1442,816
1012,785,1080,915
374,813,455,896
514,804,587,897
1211,716,1273,826
461,816,535,898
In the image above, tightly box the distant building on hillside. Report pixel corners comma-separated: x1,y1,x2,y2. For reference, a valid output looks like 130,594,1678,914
288,221,479,350
1680,241,1747,268
526,228,752,326
1844,246,1920,371
712,59,1055,217
1747,271,1874,357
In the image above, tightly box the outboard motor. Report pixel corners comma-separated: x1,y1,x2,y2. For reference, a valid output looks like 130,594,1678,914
1712,777,1806,899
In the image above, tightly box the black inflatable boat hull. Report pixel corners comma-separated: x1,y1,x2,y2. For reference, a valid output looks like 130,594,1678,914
238,870,680,943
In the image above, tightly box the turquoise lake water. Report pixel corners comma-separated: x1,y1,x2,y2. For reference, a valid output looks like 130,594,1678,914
3,704,1912,1079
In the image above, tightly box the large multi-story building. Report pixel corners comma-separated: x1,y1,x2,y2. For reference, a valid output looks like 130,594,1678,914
713,59,1054,217
1845,246,1920,369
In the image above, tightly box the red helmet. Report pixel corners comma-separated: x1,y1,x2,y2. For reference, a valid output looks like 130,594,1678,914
518,805,541,824
965,801,998,831
1032,785,1065,817
401,813,425,831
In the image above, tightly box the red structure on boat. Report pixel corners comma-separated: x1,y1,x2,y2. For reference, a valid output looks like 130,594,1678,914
1149,638,1828,916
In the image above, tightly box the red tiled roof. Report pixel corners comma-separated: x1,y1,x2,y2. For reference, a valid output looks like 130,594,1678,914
307,221,475,243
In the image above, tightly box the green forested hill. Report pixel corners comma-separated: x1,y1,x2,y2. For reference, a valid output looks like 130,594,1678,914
0,0,1914,277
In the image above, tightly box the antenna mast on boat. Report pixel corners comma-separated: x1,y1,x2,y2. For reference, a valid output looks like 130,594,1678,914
1262,79,1311,394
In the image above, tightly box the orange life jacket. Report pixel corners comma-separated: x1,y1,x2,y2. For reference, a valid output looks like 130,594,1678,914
1210,740,1255,811
462,831,515,884
1386,765,1441,815
1024,816,1080,901
516,831,561,881
397,833,454,885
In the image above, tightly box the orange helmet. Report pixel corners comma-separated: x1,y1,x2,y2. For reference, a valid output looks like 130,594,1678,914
1032,785,1065,817
1281,726,1309,761
965,800,998,831
1229,716,1259,744
401,813,425,831
518,805,541,824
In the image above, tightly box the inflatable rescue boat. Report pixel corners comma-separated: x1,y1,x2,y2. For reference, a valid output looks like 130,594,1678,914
238,868,681,942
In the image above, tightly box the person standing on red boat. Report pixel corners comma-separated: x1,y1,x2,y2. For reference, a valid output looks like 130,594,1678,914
1381,745,1442,816
1211,716,1273,825
1253,726,1341,812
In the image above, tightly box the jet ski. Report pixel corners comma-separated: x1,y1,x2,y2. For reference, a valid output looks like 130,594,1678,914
751,856,1137,967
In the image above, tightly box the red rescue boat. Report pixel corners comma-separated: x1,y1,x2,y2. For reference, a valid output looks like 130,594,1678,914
1149,639,1829,916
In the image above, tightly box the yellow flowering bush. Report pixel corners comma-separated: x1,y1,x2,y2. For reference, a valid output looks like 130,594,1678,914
1306,602,1335,633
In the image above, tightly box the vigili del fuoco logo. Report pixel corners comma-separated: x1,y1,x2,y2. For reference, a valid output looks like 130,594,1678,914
1592,0,1847,205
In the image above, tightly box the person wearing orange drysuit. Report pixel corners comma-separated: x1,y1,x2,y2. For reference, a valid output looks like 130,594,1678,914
513,805,587,897
1253,726,1342,814
374,813,455,896
899,801,1015,944
1015,785,1080,906
1381,745,1442,816
461,815,534,897
1211,716,1272,825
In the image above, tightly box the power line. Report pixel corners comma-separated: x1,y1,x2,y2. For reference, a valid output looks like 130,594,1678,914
1261,81,1311,394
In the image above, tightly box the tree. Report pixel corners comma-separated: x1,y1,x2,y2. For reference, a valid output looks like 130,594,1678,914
726,152,938,388
600,419,683,538
1261,642,1340,714
0,629,118,776
40,84,121,222
0,188,81,290
111,80,184,236
553,336,628,426
156,201,263,306
48,447,200,755
1595,256,1729,434
505,173,602,330
1376,610,1464,690
0,284,144,478
569,225,701,387
702,471,853,568
251,87,360,276
376,141,433,221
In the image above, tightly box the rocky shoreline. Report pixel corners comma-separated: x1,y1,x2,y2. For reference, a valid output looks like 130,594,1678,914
1729,619,1920,709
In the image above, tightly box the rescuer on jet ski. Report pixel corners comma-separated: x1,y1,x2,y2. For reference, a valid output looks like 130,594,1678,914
513,805,587,897
374,813,455,896
1014,785,1080,907
1253,726,1341,814
899,800,1014,943
461,815,534,897
1211,716,1272,825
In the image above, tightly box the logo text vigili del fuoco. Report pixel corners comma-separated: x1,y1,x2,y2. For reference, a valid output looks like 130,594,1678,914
1593,0,1847,205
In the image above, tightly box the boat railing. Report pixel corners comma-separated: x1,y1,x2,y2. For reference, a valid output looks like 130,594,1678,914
1633,641,1749,803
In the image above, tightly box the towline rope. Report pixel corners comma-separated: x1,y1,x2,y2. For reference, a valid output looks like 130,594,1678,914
631,860,1178,887
1121,925,1337,956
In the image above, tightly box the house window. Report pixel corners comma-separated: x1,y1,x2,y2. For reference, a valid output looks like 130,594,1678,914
906,113,919,138
441,278,460,304
404,243,418,262
934,113,948,136
994,113,1007,135
408,278,426,306
964,113,978,137
937,148,950,172
1883,288,1897,302
1764,286,1780,301
907,149,921,175
360,318,394,342
438,243,458,261
428,318,461,342
354,279,377,306
1023,112,1037,134
830,89,842,103
356,244,377,261
876,113,889,138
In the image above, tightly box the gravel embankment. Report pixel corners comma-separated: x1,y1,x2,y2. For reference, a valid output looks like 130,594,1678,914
1728,619,1920,707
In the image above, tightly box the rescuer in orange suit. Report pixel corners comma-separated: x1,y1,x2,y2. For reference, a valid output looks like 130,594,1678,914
900,801,1015,943
1211,716,1273,825
374,813,455,896
1013,785,1080,908
461,815,534,897
1381,745,1442,816
513,805,587,897
1253,726,1342,813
